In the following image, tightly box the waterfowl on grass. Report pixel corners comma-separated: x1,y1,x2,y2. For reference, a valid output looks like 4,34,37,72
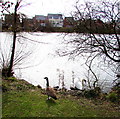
44,77,57,100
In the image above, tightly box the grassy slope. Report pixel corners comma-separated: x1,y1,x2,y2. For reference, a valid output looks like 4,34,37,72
2,78,120,117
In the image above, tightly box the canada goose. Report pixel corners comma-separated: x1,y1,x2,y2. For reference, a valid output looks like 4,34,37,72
44,77,57,100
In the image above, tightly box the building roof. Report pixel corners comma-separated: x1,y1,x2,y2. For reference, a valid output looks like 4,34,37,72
35,15,46,21
47,14,63,19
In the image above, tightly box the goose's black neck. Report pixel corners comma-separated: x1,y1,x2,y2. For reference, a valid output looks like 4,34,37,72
46,78,49,87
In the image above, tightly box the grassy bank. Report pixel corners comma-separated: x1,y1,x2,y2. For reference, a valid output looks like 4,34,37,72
2,78,120,117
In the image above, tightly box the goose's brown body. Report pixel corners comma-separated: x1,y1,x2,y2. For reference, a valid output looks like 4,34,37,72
44,77,57,100
46,87,57,100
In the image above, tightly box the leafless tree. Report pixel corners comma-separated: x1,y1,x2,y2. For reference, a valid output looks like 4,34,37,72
1,0,33,77
1,0,49,78
57,0,120,86
7,0,21,77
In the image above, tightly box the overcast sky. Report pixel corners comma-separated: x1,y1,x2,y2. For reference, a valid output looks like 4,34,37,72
3,0,117,18
3,0,86,17
21,0,78,17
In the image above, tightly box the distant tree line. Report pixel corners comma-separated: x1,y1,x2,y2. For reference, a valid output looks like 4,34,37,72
74,19,120,34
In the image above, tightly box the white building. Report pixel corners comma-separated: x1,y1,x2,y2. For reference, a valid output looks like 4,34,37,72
47,14,63,27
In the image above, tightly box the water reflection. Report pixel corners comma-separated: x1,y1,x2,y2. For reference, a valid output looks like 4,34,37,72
0,32,115,92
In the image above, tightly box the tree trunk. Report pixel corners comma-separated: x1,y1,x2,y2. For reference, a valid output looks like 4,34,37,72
7,3,18,77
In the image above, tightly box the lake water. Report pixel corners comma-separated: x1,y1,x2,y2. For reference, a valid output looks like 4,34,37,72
0,32,115,92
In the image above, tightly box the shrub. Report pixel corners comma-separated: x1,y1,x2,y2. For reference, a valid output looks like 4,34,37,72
112,83,120,96
2,83,9,92
2,67,14,78
106,92,118,103
83,87,101,98
7,77,17,81
106,83,120,103
84,90,98,98
2,67,9,77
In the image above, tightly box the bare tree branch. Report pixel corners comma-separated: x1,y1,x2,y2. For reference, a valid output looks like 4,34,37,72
57,1,120,85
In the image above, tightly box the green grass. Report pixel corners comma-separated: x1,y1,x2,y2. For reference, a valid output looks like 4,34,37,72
2,78,120,117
